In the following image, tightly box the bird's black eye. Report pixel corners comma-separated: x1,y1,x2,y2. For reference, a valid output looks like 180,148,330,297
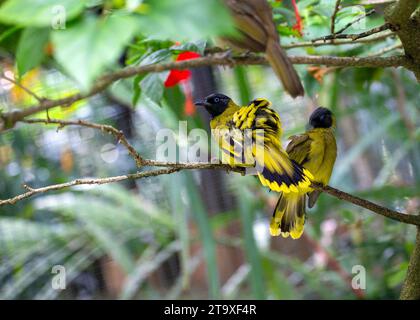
214,97,220,103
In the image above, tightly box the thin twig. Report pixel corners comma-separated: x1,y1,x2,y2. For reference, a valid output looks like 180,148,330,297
21,118,250,173
0,168,181,206
331,0,343,35
313,23,391,42
205,31,395,51
1,73,45,102
285,31,395,48
334,9,376,35
367,43,403,56
353,0,396,5
22,118,145,167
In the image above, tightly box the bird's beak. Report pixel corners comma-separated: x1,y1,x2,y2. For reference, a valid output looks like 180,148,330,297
194,100,211,107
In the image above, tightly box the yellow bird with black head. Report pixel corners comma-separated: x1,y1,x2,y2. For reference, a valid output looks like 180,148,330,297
196,93,319,238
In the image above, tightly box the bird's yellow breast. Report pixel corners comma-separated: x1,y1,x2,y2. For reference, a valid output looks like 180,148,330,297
305,128,337,185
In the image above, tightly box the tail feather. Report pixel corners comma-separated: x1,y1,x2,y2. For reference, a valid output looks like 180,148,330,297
270,193,306,239
258,158,313,194
265,39,304,98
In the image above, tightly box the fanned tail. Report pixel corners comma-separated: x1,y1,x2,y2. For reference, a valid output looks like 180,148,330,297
270,192,306,239
257,156,313,194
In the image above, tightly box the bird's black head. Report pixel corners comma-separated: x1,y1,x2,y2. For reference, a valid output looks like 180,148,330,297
309,107,334,128
195,93,231,118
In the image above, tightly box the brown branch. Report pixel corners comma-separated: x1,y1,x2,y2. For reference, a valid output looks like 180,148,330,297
285,30,395,48
1,73,46,102
0,168,181,206
367,42,403,56
0,53,411,131
317,184,420,226
205,31,395,50
1,160,419,227
20,118,250,174
331,0,343,35
334,9,376,35
22,118,145,167
6,116,420,226
314,23,391,42
385,0,420,80
353,0,396,4
400,226,420,299
0,162,245,206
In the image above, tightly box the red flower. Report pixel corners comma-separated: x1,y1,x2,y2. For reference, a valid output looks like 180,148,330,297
164,51,201,87
291,0,303,36
164,51,201,116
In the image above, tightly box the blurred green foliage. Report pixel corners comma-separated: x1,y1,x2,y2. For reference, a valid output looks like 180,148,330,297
0,0,419,300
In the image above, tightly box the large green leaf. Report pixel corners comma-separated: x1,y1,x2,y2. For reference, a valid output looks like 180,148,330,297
140,73,165,105
52,15,138,90
138,0,235,40
16,27,50,76
0,0,86,27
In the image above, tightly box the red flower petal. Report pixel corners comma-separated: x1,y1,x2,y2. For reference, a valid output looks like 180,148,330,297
164,69,191,87
291,0,303,36
176,51,201,61
164,51,201,88
183,81,195,116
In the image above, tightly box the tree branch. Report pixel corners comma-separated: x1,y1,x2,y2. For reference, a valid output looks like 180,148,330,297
1,73,46,103
384,0,420,80
7,116,420,227
1,161,419,226
313,23,391,42
400,226,420,299
202,31,395,50
316,184,420,226
334,9,376,35
0,53,411,131
331,0,343,34
22,118,145,167
0,168,181,206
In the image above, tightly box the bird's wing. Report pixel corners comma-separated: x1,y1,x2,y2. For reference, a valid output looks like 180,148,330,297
286,132,325,208
286,134,312,165
227,98,312,193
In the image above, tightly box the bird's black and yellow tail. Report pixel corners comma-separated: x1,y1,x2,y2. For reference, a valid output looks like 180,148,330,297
270,192,306,239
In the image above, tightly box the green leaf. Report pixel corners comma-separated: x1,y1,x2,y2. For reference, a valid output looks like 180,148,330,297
277,25,300,37
132,74,145,107
139,48,172,66
171,40,207,55
16,27,50,76
140,73,164,105
0,26,20,44
52,14,138,90
0,0,86,27
138,0,235,40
